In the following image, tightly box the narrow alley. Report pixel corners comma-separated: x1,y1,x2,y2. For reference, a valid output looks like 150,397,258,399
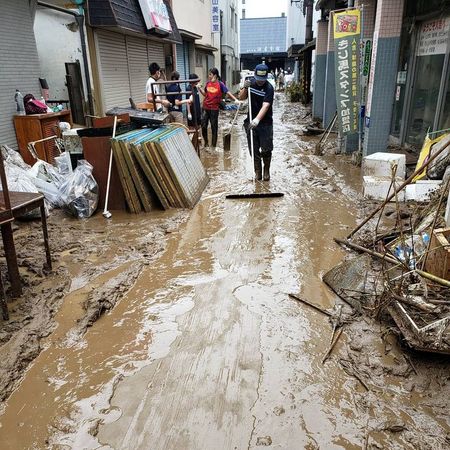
0,95,448,449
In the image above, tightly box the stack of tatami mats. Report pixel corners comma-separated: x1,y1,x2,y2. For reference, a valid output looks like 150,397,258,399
111,126,209,212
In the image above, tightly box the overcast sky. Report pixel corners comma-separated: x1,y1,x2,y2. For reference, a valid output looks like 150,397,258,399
241,0,287,19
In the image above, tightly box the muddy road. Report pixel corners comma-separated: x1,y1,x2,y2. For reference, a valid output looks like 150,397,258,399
0,95,449,449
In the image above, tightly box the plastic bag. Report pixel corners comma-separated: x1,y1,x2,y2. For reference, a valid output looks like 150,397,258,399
59,160,98,218
27,160,65,206
54,152,73,178
1,145,30,171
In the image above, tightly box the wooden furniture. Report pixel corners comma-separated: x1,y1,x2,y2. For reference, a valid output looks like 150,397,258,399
136,102,155,111
425,228,450,281
81,114,128,211
0,155,52,307
14,110,72,165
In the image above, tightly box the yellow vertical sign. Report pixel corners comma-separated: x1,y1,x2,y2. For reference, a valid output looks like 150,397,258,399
333,9,361,135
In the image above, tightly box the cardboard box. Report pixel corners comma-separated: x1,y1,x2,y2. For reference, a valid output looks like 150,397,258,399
425,228,450,281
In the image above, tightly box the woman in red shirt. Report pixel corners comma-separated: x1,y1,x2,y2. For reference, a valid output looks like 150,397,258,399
201,68,239,149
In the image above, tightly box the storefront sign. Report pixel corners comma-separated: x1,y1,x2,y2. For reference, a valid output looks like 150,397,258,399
138,0,172,34
211,0,220,33
417,17,450,56
333,9,361,135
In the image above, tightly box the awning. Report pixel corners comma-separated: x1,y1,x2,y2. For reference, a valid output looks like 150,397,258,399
288,43,304,57
316,0,347,11
87,0,182,44
179,29,202,41
298,39,316,54
195,43,218,54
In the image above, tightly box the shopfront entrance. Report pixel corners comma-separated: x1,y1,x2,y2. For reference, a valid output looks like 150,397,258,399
391,9,450,148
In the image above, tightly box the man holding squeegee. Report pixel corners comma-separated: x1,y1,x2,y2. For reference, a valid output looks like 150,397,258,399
239,63,274,181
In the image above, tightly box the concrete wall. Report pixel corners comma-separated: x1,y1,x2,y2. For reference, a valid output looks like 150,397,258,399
34,7,88,101
172,0,216,49
363,0,404,155
323,18,336,128
312,19,328,120
0,0,41,150
287,0,306,48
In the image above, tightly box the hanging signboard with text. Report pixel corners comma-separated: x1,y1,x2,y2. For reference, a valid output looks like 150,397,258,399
416,17,450,56
333,9,361,135
211,0,220,33
138,0,172,34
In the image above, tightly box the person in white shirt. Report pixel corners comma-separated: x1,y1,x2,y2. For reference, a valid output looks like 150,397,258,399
146,62,170,111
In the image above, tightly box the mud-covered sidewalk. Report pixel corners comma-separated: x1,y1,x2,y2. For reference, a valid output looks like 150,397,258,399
0,94,449,449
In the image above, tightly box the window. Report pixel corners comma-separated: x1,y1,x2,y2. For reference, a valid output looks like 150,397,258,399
231,7,234,30
235,13,238,33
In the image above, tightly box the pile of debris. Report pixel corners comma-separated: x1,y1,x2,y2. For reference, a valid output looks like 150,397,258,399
1,144,98,219
325,135,450,354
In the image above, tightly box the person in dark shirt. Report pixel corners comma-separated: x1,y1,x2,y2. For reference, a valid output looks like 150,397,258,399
166,71,191,123
186,73,202,129
239,63,275,181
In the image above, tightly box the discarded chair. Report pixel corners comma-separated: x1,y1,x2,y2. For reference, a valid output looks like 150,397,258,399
0,152,52,306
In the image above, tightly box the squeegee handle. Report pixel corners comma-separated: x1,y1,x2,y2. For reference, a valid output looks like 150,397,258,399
103,116,118,215
248,87,254,160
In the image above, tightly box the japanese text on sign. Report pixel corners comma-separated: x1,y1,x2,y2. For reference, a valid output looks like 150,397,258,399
417,17,449,56
211,0,220,33
333,9,361,135
138,0,172,33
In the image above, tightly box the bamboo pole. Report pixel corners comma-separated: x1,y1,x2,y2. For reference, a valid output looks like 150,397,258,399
288,294,333,316
335,238,450,288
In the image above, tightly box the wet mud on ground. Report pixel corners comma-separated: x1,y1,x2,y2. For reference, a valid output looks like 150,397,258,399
0,94,449,449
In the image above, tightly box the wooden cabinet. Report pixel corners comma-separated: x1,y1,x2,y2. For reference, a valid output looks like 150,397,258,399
13,110,72,165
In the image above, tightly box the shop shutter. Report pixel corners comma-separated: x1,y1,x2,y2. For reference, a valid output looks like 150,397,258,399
177,42,192,81
126,36,150,103
176,44,187,81
96,30,130,111
147,41,165,69
0,0,41,149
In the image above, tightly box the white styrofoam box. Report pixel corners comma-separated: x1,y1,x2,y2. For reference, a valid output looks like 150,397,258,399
363,176,405,201
362,153,406,179
405,180,442,202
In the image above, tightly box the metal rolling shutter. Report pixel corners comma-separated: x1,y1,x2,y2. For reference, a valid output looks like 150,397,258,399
96,30,130,111
147,41,165,69
0,0,41,149
176,42,192,81
176,44,187,80
126,36,149,103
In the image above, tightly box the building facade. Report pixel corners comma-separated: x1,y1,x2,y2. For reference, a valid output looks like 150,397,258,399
0,0,42,150
172,0,218,85
213,0,240,91
312,0,450,155
240,15,288,72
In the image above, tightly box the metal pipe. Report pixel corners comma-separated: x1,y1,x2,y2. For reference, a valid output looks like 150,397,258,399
36,1,94,117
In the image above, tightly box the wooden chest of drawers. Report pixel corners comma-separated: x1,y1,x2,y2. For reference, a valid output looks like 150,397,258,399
13,110,72,165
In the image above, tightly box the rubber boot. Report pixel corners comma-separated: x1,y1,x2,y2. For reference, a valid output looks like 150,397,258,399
254,157,262,181
263,156,271,181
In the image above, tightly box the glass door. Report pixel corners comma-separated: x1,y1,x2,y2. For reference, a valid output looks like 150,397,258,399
405,17,450,147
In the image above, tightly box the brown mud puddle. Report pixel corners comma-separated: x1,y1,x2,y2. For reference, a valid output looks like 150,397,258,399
0,95,449,449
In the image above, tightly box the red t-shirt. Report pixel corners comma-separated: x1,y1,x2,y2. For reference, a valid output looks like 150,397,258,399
203,80,228,110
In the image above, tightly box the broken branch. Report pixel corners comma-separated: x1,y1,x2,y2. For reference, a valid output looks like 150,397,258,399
288,293,333,316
